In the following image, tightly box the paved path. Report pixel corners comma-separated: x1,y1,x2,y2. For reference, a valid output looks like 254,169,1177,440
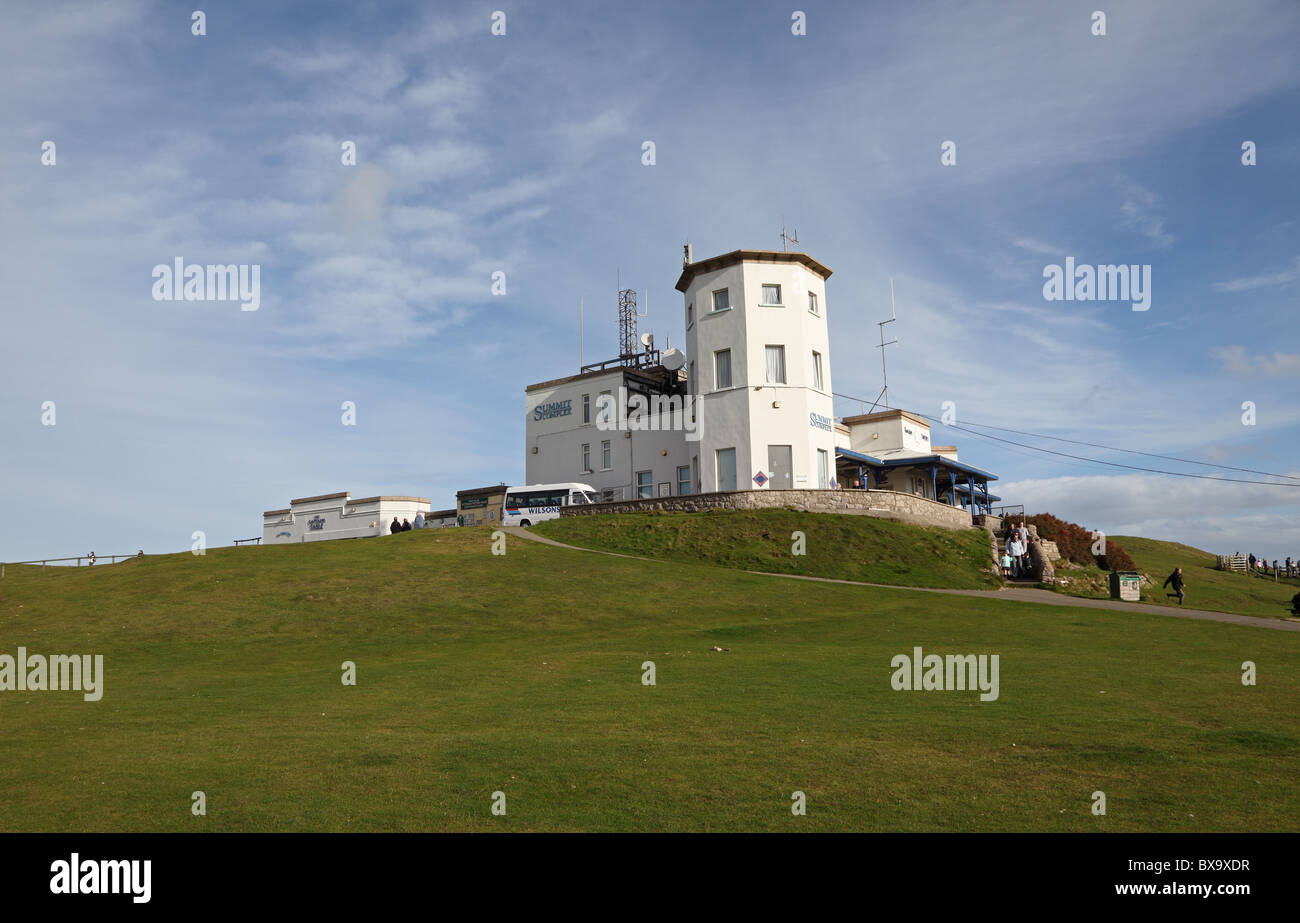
511,528,1300,633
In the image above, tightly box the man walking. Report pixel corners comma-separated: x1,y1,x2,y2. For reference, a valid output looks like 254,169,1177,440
1163,567,1186,605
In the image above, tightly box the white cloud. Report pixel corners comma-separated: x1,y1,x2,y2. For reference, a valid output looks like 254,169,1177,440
1012,238,1064,256
1211,345,1300,377
1115,178,1174,249
1211,255,1300,292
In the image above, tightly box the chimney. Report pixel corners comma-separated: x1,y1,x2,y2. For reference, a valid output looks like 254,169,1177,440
683,243,692,267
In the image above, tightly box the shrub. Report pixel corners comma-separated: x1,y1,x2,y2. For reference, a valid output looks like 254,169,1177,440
1025,513,1137,571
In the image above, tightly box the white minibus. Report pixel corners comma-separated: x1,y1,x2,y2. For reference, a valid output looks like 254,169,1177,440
502,482,599,527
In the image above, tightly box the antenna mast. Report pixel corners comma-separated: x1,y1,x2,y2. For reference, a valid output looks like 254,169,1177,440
780,218,799,252
618,269,638,366
868,278,900,412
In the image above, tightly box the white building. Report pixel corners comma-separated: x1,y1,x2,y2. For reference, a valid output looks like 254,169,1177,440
524,362,693,501
680,249,837,492
262,491,433,544
525,248,836,497
523,246,999,513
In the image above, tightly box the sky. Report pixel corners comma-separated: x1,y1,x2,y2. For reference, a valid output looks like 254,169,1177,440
1,0,1298,562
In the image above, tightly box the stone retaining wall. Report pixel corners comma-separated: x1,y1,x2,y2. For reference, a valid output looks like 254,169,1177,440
562,488,977,531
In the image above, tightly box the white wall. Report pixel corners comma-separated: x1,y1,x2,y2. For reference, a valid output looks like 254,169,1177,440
525,368,692,499
684,256,837,492
263,495,432,544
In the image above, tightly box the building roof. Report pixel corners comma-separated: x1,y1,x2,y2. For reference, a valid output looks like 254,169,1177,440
262,508,291,517
675,249,833,292
427,508,457,518
525,365,624,393
877,455,998,480
931,445,958,452
840,408,930,429
835,448,997,481
836,447,884,466
457,484,508,498
289,491,350,505
347,496,431,505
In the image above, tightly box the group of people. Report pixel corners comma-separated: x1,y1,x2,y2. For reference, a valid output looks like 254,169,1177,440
1244,553,1298,577
389,512,426,534
999,521,1033,578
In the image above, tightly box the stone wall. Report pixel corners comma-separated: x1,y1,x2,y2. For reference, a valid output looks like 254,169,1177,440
562,488,977,531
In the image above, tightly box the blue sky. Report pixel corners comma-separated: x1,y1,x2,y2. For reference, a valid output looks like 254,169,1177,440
2,0,1298,562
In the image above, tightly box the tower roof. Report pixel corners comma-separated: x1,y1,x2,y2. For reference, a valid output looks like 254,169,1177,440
675,249,832,292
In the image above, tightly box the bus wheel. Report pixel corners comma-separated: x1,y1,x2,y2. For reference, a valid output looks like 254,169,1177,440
519,520,531,527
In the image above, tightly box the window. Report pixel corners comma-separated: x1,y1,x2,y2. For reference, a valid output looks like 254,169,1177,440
765,345,786,384
761,284,782,305
687,302,694,327
716,448,737,492
598,389,612,425
636,470,653,499
581,443,591,472
808,291,818,315
817,449,830,489
714,349,732,389
811,351,823,390
689,361,695,392
582,393,590,424
601,440,612,469
570,491,588,505
677,465,691,496
712,289,730,312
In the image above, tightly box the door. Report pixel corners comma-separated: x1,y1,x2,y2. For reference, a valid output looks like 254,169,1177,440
767,445,793,489
716,448,737,492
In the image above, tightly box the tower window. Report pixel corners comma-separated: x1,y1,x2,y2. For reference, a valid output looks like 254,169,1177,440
765,345,786,384
714,349,732,390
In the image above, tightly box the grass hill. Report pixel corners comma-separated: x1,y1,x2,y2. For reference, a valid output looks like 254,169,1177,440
1,520,1297,832
533,509,1001,589
1048,534,1299,620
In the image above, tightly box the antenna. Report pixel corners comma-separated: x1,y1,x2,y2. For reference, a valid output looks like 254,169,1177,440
780,217,799,252
579,295,584,369
867,278,900,413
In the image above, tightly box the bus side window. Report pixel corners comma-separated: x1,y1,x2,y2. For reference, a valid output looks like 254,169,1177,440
570,492,586,505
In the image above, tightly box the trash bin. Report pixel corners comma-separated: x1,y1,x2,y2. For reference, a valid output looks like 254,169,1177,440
1109,571,1140,601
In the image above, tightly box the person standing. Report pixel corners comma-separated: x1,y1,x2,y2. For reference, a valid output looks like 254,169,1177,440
401,518,412,531
390,517,401,534
88,551,95,566
1016,520,1030,547
1163,567,1186,605
1007,536,1022,577
414,511,425,529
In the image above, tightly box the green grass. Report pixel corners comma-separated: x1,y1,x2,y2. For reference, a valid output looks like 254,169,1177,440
0,525,1297,832
533,509,1001,589
1047,534,1300,620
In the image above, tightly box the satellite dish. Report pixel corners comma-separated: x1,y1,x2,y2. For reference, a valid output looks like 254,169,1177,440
640,332,654,348
660,347,685,371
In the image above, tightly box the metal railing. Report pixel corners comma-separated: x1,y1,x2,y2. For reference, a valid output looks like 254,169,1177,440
990,504,1024,520
1,552,144,577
